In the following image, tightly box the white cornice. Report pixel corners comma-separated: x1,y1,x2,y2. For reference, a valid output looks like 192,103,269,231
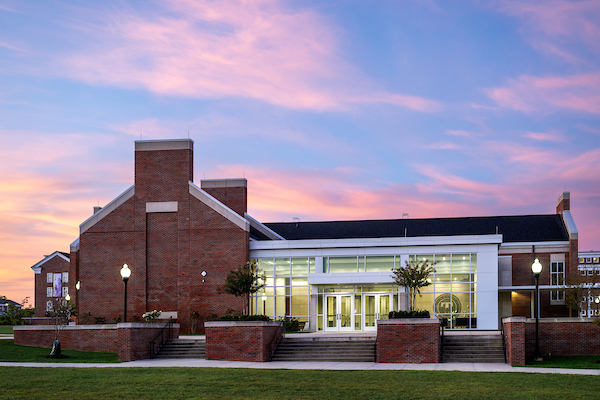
250,234,503,251
80,185,135,234
189,182,249,232
31,251,70,274
245,213,285,240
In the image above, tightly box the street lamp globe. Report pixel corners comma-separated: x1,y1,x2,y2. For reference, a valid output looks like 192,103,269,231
531,258,542,275
120,264,131,282
65,293,71,301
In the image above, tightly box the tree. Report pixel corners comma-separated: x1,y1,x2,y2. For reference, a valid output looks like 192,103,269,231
564,270,600,318
47,297,75,357
392,259,435,312
218,261,266,315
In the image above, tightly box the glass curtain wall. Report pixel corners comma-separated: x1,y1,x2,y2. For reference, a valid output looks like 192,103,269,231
413,253,477,329
251,258,312,329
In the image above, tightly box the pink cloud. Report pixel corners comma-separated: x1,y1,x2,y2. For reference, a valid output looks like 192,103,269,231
444,130,482,138
25,0,439,112
496,0,600,62
487,73,600,114
523,130,565,142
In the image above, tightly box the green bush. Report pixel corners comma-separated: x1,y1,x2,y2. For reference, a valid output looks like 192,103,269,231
277,316,301,332
220,314,270,321
388,310,430,319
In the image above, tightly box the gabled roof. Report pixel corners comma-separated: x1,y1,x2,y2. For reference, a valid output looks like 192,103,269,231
264,214,568,243
31,251,70,274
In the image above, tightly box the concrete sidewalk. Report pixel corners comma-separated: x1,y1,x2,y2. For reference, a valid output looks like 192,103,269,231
1,358,599,375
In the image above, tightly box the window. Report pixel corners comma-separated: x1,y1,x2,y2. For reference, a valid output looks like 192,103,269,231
46,287,53,297
46,301,53,312
47,273,53,283
62,287,69,298
62,272,68,283
550,261,565,302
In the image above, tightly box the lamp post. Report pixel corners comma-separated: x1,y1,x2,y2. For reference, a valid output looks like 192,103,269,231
120,264,131,322
531,258,543,361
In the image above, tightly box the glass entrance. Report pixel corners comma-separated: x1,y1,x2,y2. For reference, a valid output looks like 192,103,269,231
324,294,353,331
363,293,392,331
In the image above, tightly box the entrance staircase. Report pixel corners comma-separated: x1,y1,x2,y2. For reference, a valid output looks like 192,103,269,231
271,337,376,362
442,333,505,363
154,338,206,359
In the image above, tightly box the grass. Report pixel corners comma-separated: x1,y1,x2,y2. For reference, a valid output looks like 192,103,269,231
0,367,599,399
523,355,600,369
0,325,14,334
0,340,119,363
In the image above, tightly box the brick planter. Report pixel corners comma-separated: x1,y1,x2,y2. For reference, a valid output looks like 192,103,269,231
376,318,441,363
205,321,283,362
14,322,179,361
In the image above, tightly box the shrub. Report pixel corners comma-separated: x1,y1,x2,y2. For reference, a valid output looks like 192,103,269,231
93,316,106,324
220,314,270,321
142,310,161,323
277,316,301,332
388,310,430,319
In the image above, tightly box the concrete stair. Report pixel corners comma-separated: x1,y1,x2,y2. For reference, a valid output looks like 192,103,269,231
271,337,376,362
154,338,206,359
442,334,505,363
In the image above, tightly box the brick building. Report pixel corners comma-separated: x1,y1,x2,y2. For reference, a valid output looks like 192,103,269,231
32,138,580,333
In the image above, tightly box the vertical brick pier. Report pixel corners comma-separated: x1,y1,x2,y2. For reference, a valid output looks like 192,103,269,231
376,318,441,363
205,321,283,362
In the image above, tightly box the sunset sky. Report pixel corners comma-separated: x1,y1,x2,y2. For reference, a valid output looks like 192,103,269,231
1,0,599,305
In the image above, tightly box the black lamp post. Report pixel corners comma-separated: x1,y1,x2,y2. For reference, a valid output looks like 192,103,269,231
531,258,543,361
120,264,131,322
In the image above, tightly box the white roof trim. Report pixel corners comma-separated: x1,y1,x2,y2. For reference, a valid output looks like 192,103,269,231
562,210,578,240
80,185,135,234
250,234,503,251
189,182,249,232
31,251,70,274
70,238,80,252
245,213,285,240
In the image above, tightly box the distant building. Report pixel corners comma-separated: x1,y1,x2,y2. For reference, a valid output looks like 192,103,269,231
0,298,23,313
31,139,579,333
578,250,600,318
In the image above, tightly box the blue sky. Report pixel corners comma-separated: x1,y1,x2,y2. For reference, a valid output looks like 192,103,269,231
1,0,599,303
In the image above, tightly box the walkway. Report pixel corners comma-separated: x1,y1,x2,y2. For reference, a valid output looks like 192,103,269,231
0,358,598,375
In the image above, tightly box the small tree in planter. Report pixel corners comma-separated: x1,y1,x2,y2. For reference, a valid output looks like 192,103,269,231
219,261,266,315
47,297,75,358
392,259,435,312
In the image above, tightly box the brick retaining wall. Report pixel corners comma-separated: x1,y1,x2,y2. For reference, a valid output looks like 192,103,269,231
376,318,441,363
503,317,600,365
14,323,179,361
205,321,283,362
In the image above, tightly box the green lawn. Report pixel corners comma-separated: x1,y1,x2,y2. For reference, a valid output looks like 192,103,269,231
0,340,119,363
0,325,13,334
0,368,599,399
523,355,600,369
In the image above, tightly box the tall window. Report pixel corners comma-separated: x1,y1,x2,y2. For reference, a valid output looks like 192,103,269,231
550,261,565,302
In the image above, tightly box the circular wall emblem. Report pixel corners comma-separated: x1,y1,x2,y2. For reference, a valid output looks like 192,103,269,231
434,293,462,314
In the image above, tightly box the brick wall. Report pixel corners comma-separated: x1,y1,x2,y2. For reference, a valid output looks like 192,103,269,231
503,317,600,365
34,255,71,317
118,322,180,361
376,319,440,363
14,323,180,361
73,140,249,333
502,317,526,366
14,325,119,353
205,321,283,362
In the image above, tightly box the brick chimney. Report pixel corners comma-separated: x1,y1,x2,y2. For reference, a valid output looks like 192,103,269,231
556,192,570,215
134,139,193,202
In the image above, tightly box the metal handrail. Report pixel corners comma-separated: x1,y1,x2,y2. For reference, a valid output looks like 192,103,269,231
439,319,445,362
149,318,173,359
268,319,285,361
500,322,507,363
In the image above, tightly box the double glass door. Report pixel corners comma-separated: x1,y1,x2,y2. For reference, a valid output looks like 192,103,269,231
325,294,353,331
364,293,391,331
324,292,392,331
